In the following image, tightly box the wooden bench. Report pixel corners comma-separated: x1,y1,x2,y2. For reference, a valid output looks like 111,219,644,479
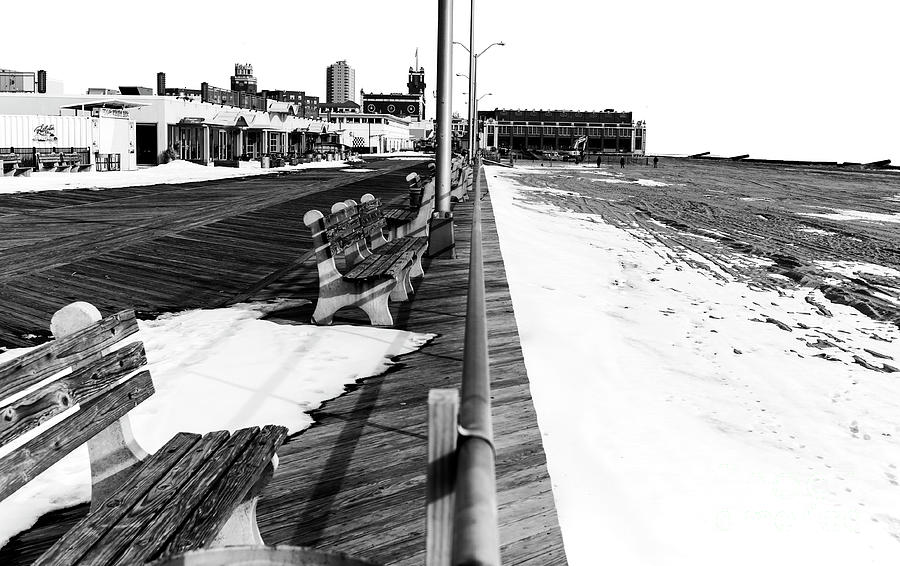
304,203,417,326
382,165,436,240
35,153,66,172
355,194,428,281
0,302,288,566
450,157,470,202
62,153,93,173
0,153,31,177
333,194,429,292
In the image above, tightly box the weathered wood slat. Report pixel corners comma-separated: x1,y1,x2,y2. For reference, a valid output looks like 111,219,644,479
109,428,261,565
162,425,288,556
0,342,146,447
0,310,139,400
0,370,154,502
76,431,232,566
148,545,380,566
31,432,202,566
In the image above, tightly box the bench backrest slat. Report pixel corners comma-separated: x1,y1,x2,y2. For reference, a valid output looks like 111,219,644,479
0,308,149,504
324,207,363,255
0,342,147,448
0,370,155,502
357,198,386,238
0,309,139,402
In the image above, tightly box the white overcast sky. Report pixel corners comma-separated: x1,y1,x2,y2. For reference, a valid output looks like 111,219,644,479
4,0,898,163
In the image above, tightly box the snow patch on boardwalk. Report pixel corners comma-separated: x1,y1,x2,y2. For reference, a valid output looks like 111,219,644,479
0,300,434,546
486,166,900,566
0,159,350,195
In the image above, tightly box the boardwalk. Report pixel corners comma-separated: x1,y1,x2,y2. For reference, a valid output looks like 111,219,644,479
0,160,421,347
0,162,567,565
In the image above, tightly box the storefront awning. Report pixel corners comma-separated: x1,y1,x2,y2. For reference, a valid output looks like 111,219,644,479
267,101,295,115
209,111,250,128
246,114,273,129
60,98,150,110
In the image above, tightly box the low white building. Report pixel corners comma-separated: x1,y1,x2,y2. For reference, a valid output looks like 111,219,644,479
0,110,138,171
0,94,347,167
324,112,413,153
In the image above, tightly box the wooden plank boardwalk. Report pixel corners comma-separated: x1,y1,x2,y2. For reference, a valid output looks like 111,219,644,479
0,161,419,347
0,163,567,565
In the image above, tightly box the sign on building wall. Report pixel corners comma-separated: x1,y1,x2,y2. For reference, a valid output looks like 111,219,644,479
91,108,130,119
33,124,58,142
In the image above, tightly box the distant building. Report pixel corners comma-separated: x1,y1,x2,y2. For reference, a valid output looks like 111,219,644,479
317,100,360,115
326,112,413,154
260,90,320,119
0,93,347,168
326,60,355,104
477,108,647,154
231,63,257,94
361,65,426,121
118,86,154,96
302,94,319,119
260,89,303,104
1,68,58,94
87,87,121,95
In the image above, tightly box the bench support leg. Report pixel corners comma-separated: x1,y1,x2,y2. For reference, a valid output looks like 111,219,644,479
359,287,393,325
88,417,149,512
50,301,151,512
410,254,424,279
209,496,265,546
312,278,395,326
209,459,276,547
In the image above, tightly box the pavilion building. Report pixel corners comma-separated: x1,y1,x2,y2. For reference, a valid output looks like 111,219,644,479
478,108,646,154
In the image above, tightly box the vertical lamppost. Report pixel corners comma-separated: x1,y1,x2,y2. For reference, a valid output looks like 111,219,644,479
454,40,505,159
467,0,476,162
429,0,455,258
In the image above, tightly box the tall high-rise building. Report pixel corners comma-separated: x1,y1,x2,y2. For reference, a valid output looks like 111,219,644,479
231,63,257,94
326,60,355,104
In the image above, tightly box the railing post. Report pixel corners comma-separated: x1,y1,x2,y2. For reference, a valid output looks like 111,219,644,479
427,389,459,566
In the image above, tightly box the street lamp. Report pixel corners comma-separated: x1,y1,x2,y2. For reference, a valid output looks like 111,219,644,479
453,40,505,158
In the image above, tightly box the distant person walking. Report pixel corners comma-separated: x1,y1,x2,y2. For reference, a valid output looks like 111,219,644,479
596,154,602,168
620,156,626,169
653,156,659,168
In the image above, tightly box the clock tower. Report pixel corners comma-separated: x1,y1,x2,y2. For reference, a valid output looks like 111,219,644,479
407,66,425,96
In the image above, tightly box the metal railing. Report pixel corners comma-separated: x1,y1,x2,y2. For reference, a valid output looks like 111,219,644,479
201,84,267,112
428,155,501,566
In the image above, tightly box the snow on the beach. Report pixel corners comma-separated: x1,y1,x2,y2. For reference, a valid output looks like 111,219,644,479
0,300,433,546
815,261,900,280
798,227,836,236
799,209,900,223
0,159,350,195
486,166,900,565
589,176,669,187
